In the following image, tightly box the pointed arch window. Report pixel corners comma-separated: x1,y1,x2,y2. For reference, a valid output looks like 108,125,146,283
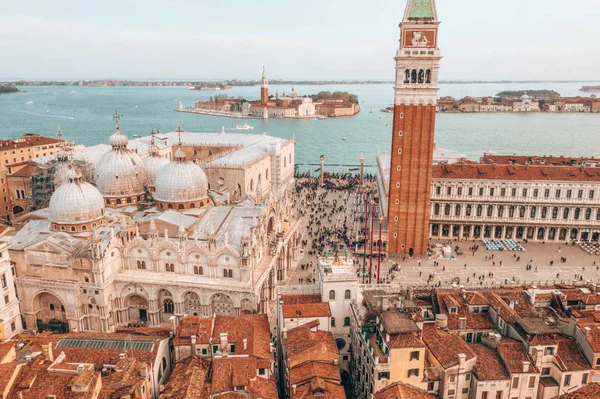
163,299,174,314
418,69,425,83
411,69,417,84
425,69,431,83
404,69,410,83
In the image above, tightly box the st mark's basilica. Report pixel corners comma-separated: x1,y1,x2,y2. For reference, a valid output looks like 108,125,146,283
8,120,301,333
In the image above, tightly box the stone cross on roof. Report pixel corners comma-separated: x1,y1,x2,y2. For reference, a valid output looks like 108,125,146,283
112,109,121,128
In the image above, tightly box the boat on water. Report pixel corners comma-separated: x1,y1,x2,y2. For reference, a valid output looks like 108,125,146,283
235,123,254,131
25,101,33,105
370,109,374,113
317,115,327,120
342,137,347,141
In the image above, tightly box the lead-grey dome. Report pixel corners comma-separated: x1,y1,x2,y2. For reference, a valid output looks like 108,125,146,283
154,146,209,203
144,154,170,187
96,126,147,197
49,168,105,225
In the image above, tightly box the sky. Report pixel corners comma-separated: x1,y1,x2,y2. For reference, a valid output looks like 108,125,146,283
1,0,599,81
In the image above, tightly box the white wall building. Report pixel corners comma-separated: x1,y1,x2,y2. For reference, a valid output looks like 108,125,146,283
0,241,22,339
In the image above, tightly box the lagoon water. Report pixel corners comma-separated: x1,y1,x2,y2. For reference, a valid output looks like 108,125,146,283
0,82,598,173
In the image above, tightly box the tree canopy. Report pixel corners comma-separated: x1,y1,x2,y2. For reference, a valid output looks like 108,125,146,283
310,91,359,104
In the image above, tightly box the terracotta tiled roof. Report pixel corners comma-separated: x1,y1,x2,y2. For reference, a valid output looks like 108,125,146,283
557,382,600,398
433,163,600,182
480,154,600,168
211,357,278,398
388,332,426,349
174,316,213,345
464,292,489,306
293,379,346,399
576,321,600,352
422,324,476,369
497,338,538,374
283,303,332,318
562,289,600,305
160,356,210,399
0,134,62,150
285,322,338,368
0,342,15,363
483,292,518,324
437,291,495,331
555,336,590,372
470,344,511,381
375,382,436,399
290,361,341,385
281,294,323,305
9,163,38,178
211,314,272,361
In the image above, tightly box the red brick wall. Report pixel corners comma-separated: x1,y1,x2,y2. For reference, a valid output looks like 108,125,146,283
387,104,436,256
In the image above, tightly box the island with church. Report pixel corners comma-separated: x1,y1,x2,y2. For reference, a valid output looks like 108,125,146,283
176,67,360,119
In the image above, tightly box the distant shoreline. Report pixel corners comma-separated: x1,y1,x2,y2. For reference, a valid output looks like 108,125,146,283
2,79,598,87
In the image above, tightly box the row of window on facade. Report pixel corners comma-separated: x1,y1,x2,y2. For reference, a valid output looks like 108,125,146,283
403,69,432,84
138,261,235,278
330,316,351,327
435,185,597,200
433,203,600,221
328,289,352,300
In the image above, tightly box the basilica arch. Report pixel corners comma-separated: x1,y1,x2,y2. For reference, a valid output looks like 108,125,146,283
210,293,235,315
33,291,69,333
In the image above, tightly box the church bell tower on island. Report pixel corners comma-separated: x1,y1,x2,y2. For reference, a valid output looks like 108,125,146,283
387,0,441,256
260,66,269,105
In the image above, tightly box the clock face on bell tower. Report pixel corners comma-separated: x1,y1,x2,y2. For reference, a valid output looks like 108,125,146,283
387,0,442,256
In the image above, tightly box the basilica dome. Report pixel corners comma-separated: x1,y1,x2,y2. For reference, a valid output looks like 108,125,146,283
154,146,209,210
96,126,148,206
49,168,105,231
143,135,169,188
53,150,72,187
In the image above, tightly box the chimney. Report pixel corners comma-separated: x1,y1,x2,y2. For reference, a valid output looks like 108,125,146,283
42,343,54,362
119,353,125,360
533,346,543,369
292,384,297,395
458,353,466,369
522,361,530,373
530,286,537,304
435,314,448,330
333,358,338,365
458,317,467,331
283,328,288,340
140,366,148,378
191,335,197,344
243,338,248,351
77,364,85,373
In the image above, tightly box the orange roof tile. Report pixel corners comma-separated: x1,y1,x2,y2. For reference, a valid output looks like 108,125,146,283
497,338,538,374
433,163,600,182
283,303,331,318
557,382,600,398
375,382,436,399
160,356,210,399
422,324,476,369
470,344,511,381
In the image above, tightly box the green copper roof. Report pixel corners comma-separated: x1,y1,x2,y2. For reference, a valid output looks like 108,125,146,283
408,0,435,19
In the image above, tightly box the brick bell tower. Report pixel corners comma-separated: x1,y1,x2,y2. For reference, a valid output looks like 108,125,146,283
388,0,441,256
260,66,269,105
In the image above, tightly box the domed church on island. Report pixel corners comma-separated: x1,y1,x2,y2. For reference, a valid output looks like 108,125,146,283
9,119,300,333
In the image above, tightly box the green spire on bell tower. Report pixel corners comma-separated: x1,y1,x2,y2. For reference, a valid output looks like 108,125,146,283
408,0,435,19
